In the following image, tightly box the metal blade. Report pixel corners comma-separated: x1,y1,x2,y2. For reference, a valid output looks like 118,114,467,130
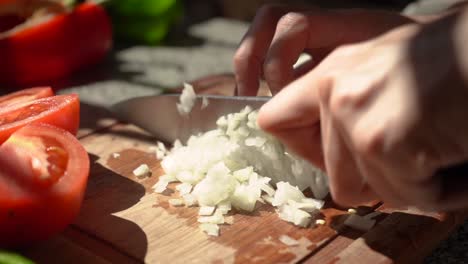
112,94,270,143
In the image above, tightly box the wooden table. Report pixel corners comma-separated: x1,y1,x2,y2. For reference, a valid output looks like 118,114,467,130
21,76,468,264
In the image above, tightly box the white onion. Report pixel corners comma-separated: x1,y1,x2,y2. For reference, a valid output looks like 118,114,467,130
200,223,219,236
133,164,151,178
176,83,196,115
198,206,216,216
168,199,184,206
279,235,300,246
157,87,329,234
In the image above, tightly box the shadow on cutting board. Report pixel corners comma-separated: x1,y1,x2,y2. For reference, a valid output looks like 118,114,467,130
72,154,148,262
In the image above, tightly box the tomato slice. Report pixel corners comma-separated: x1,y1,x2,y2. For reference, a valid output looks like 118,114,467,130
0,123,90,247
0,94,79,143
0,87,54,108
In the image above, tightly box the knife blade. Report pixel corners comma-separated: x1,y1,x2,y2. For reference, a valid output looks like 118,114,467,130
112,94,270,143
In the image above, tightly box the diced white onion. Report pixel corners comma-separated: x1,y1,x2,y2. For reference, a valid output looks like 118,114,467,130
177,82,196,116
200,223,219,236
198,211,225,224
168,199,184,206
156,100,329,232
182,194,197,207
279,235,300,246
201,96,209,109
133,164,151,178
112,153,120,158
176,182,193,195
152,180,168,193
199,206,216,216
315,219,326,225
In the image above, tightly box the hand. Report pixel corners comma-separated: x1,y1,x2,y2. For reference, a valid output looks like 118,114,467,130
233,5,414,96
257,10,468,211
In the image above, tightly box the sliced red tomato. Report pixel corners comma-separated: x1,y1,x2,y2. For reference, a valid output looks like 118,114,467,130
0,123,90,247
0,94,80,143
0,86,54,108
0,2,112,87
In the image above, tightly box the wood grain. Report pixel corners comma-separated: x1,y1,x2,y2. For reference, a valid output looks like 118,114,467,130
73,124,349,264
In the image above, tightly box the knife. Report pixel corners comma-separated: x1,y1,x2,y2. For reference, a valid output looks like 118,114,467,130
112,94,270,143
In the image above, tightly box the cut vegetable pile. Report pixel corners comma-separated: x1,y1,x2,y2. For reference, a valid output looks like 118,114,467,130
151,83,329,236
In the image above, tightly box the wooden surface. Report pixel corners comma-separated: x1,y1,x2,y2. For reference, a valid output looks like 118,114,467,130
22,75,468,264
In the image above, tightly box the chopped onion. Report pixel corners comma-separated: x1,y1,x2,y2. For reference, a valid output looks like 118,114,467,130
347,208,357,214
152,180,169,193
199,206,216,216
177,82,196,116
112,153,120,158
158,97,329,232
198,211,225,224
168,199,184,206
133,164,151,178
278,204,312,227
279,235,300,246
200,223,219,236
176,182,193,195
217,200,232,215
201,96,209,109
272,182,306,206
182,194,197,207
315,219,326,225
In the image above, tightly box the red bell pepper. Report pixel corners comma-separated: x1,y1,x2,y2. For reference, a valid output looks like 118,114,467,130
0,1,112,88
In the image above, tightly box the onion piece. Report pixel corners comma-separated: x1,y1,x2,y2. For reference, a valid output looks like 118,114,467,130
168,199,184,207
278,204,312,227
199,206,216,216
176,182,193,195
152,180,169,193
198,211,225,224
182,194,197,207
315,219,326,225
201,96,209,109
279,235,300,246
177,82,196,116
133,164,151,178
200,223,219,236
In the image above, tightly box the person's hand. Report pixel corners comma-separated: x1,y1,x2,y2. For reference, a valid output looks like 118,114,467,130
257,10,468,211
234,5,415,96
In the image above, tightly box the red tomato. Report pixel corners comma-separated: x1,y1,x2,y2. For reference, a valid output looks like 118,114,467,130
0,123,90,247
0,94,80,143
0,2,112,87
0,87,54,108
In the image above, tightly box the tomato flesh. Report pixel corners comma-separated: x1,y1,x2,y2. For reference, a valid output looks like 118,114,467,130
0,124,90,247
0,94,80,143
0,87,54,108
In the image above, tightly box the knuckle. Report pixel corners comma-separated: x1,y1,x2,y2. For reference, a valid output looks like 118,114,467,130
329,90,355,116
263,58,283,79
354,128,385,158
316,76,334,104
277,12,309,30
233,50,248,68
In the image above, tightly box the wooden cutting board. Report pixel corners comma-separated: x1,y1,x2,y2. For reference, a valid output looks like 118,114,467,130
21,75,468,264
